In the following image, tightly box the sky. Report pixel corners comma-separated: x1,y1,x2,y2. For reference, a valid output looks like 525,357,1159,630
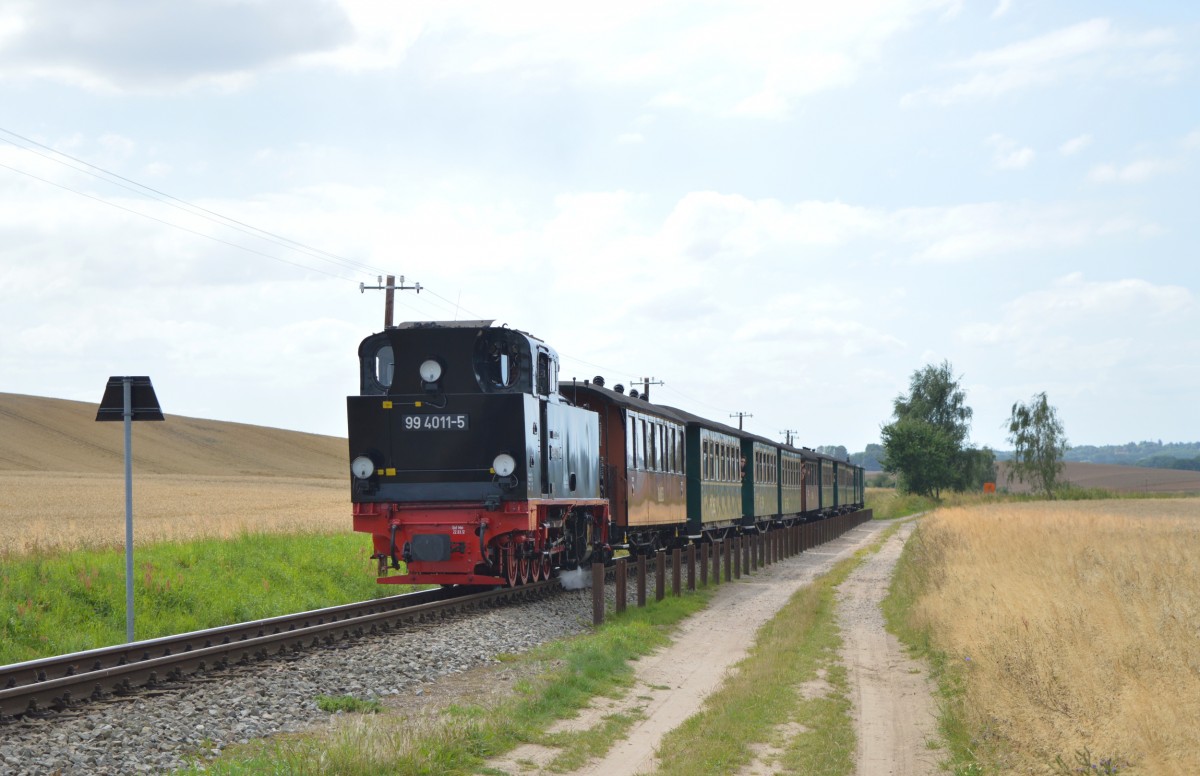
0,0,1197,454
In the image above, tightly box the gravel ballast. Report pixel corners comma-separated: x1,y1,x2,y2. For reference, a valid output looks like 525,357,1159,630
0,582,626,775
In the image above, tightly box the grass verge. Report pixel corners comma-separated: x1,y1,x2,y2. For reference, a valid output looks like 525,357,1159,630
184,589,711,775
0,532,395,664
882,523,980,775
866,484,1186,524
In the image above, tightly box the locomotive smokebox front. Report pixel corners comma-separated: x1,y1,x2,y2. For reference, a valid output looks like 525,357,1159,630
347,322,544,504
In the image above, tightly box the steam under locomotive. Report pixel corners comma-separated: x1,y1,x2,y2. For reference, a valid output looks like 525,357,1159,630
347,320,864,587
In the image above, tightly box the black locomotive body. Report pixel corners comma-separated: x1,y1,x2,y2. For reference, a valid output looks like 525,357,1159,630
348,321,608,586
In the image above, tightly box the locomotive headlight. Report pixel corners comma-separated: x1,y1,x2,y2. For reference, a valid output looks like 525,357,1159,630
351,456,375,480
419,359,442,383
492,453,516,477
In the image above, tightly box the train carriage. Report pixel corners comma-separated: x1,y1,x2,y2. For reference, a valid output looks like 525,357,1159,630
743,439,780,527
781,447,805,517
558,380,688,552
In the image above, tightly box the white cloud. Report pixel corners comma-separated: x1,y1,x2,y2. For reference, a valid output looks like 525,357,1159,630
986,133,1035,170
1088,158,1177,184
960,272,1192,346
617,132,645,144
0,0,353,92
1,0,960,111
990,0,1013,20
956,274,1194,386
1059,134,1092,156
1016,272,1191,318
905,18,1181,105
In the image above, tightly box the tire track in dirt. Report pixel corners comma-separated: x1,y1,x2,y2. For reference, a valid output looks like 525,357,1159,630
836,520,940,776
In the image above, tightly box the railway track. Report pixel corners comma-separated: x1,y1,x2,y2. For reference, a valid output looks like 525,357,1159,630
0,579,562,722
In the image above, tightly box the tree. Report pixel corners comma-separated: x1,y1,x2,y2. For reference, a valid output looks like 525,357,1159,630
955,446,997,491
892,361,973,447
849,443,885,471
817,444,849,460
880,417,958,498
1007,392,1068,497
881,361,982,498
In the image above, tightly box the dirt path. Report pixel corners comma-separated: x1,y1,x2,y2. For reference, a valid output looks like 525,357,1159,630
486,518,940,775
837,520,940,776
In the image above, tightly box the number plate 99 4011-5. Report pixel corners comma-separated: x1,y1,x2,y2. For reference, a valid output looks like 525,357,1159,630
402,414,469,431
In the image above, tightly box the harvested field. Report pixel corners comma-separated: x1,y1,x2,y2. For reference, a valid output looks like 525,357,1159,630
0,392,345,477
908,499,1200,774
0,392,351,555
998,461,1200,494
0,472,347,555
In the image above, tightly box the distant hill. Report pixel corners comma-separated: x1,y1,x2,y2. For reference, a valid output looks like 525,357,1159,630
0,392,346,478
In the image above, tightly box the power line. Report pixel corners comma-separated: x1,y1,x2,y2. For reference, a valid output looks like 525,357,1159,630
0,160,357,281
0,126,387,279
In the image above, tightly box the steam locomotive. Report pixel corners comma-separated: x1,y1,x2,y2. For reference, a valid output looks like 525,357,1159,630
347,320,864,587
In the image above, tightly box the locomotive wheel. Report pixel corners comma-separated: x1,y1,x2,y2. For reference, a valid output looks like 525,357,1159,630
519,555,531,584
540,554,552,580
531,553,543,582
505,546,520,587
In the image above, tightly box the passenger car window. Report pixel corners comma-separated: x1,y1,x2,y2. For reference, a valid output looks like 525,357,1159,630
628,416,637,469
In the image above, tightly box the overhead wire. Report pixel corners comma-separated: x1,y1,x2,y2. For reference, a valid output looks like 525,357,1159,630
0,160,356,281
1,128,679,400
0,126,387,279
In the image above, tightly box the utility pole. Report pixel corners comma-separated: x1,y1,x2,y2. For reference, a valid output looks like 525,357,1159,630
360,274,422,328
730,411,752,430
631,376,663,401
780,429,798,446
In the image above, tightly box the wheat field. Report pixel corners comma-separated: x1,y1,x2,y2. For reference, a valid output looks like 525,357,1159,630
909,499,1200,774
0,392,353,556
0,471,347,555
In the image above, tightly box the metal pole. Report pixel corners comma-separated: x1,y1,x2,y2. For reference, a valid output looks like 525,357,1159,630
615,558,627,614
592,562,605,625
123,378,134,643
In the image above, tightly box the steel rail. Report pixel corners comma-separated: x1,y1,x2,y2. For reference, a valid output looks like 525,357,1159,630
0,580,560,721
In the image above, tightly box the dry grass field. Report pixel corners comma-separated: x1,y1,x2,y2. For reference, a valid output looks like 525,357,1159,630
0,392,349,555
909,499,1200,774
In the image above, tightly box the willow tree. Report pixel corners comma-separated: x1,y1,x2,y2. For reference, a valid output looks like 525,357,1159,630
1007,392,1068,497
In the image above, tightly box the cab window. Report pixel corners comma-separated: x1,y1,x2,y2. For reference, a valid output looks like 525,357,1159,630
375,345,394,388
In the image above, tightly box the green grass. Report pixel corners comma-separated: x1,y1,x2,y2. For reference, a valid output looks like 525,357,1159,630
867,489,941,519
316,694,384,714
184,590,712,775
0,532,399,664
866,483,1188,524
